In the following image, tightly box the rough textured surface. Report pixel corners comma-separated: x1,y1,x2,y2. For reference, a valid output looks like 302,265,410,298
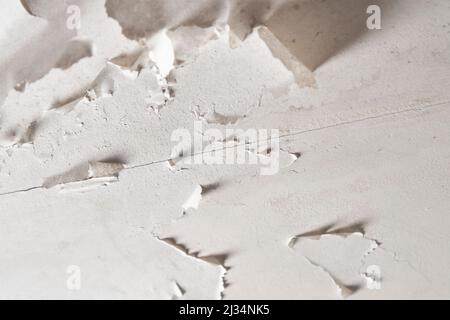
0,0,450,299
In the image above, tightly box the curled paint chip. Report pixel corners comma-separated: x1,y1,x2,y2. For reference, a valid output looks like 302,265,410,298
43,161,125,190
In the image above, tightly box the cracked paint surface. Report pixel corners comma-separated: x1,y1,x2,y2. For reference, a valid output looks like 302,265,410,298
0,0,450,299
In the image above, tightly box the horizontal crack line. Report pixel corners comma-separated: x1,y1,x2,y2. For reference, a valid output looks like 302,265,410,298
126,99,450,170
1,99,449,198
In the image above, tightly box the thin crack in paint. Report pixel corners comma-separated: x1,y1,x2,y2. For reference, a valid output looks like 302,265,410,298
1,99,449,198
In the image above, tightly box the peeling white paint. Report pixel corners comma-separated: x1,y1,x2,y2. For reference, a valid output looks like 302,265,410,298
1,0,450,299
